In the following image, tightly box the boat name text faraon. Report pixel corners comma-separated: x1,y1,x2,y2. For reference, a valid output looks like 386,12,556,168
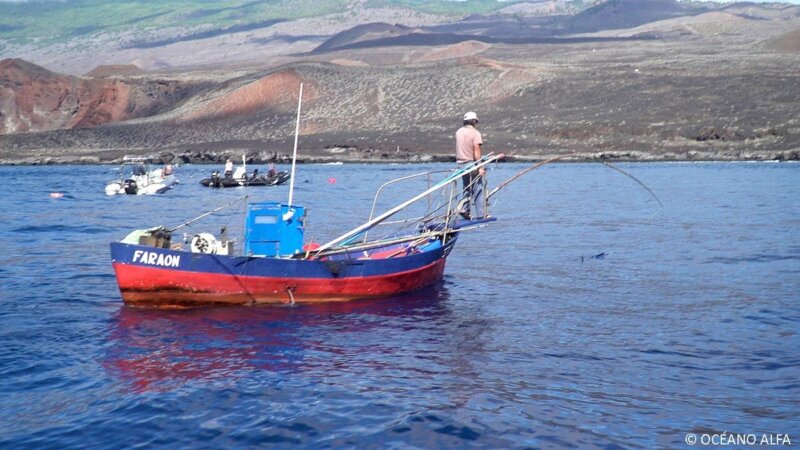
132,250,181,267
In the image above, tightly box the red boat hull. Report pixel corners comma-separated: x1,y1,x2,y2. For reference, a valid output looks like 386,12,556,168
113,258,447,308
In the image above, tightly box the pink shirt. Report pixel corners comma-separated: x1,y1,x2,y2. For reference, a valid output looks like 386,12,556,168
455,125,483,162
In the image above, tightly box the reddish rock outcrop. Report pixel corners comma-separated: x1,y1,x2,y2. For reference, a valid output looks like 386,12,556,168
0,58,196,135
179,69,314,122
0,59,77,133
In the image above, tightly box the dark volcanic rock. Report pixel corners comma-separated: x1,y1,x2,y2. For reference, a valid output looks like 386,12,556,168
695,126,743,142
564,0,702,33
313,22,415,53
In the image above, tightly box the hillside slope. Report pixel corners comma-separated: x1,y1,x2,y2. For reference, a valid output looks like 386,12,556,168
1,1,799,163
0,59,208,134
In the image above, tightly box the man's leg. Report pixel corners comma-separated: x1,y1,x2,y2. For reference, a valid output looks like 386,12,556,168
460,172,472,218
473,173,485,219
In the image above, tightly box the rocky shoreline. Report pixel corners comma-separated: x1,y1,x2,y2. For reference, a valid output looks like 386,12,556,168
1,146,798,165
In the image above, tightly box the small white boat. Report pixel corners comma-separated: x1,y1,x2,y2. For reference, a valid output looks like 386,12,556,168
105,156,178,196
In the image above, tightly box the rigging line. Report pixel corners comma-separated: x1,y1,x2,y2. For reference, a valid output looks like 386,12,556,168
376,187,454,241
373,186,449,230
169,195,249,232
362,168,465,243
601,161,664,211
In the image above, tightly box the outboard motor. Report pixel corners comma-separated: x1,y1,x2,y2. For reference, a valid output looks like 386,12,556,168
123,178,138,195
210,171,221,188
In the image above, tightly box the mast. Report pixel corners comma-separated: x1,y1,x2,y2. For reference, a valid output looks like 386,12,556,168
287,83,303,209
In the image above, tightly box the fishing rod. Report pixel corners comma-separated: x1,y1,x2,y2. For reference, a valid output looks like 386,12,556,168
485,154,662,214
486,153,576,200
600,161,663,209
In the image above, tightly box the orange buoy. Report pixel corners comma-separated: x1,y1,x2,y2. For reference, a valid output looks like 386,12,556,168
302,242,321,252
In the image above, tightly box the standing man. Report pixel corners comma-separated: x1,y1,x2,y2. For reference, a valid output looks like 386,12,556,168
455,111,485,219
224,158,234,178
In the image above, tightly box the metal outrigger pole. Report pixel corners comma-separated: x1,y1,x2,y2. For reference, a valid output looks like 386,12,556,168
309,154,504,257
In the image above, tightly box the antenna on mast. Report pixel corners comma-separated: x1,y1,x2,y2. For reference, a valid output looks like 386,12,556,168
284,83,303,220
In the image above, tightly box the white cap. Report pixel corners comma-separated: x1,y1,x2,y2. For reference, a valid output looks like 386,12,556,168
463,111,478,122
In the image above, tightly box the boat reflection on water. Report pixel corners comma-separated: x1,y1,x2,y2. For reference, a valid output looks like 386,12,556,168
104,284,452,392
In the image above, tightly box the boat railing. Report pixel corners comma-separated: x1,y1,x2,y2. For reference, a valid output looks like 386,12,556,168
308,155,499,257
364,169,459,243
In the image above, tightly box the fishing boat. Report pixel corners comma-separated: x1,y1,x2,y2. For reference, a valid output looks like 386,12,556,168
199,156,290,188
105,156,178,196
109,84,661,308
110,155,500,308
199,170,290,188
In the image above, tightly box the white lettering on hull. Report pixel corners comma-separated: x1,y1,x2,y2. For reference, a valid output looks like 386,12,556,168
132,250,180,267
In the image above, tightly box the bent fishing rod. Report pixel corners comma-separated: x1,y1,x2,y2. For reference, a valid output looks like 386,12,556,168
485,153,663,212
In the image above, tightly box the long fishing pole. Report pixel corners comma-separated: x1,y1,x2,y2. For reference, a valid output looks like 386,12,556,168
484,153,662,218
486,153,575,200
601,161,664,209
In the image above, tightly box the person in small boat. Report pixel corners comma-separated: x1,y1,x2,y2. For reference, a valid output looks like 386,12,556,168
249,168,259,182
133,164,147,176
163,164,173,176
267,163,277,178
224,159,234,178
455,111,485,220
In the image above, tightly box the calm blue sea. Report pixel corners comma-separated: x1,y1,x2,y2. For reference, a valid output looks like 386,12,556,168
0,162,798,449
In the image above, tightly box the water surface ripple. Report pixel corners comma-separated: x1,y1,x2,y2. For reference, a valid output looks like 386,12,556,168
0,163,798,448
